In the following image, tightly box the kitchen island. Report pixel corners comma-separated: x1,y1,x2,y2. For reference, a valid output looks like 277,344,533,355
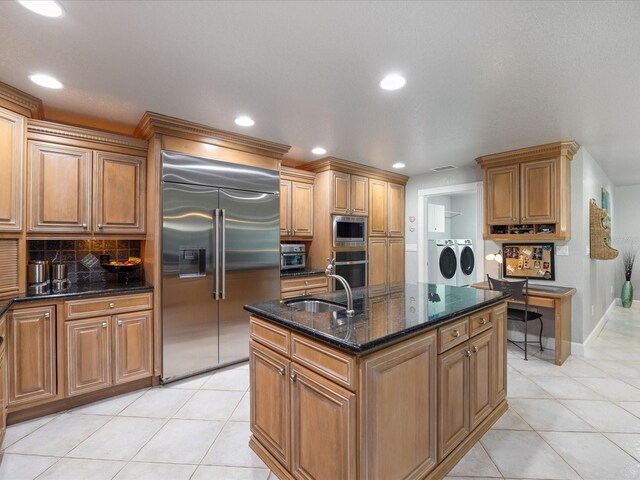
244,283,510,480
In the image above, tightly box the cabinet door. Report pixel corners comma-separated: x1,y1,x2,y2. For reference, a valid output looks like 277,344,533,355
387,238,404,285
280,180,292,236
114,311,152,384
521,158,557,223
8,306,56,405
331,171,350,214
360,333,437,479
368,179,388,236
290,364,356,480
28,142,92,233
368,238,387,287
486,165,519,225
492,303,507,406
250,341,290,468
438,342,469,459
66,316,111,396
469,329,493,430
94,152,145,234
350,175,368,215
291,182,313,237
0,108,24,231
0,352,5,439
387,183,404,237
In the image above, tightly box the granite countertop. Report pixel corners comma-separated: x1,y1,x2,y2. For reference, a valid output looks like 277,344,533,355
0,279,154,317
280,268,327,278
244,283,510,354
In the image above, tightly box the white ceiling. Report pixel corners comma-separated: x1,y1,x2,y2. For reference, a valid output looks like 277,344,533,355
1,1,639,184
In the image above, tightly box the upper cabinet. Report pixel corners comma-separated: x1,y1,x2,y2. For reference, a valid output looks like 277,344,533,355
369,180,405,237
331,171,368,216
280,167,314,238
26,121,147,236
477,141,578,241
0,107,25,232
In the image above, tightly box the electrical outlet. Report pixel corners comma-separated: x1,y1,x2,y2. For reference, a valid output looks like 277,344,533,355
591,305,595,316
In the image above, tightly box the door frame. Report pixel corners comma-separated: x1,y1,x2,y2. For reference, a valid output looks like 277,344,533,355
417,182,484,283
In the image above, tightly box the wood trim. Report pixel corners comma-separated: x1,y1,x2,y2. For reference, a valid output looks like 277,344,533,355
475,141,579,168
28,119,147,152
134,111,290,159
280,166,315,183
300,156,409,184
0,107,24,231
0,81,43,119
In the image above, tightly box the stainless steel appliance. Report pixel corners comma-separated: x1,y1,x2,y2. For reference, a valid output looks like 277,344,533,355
161,151,280,383
27,260,49,292
332,215,367,247
333,250,367,290
281,244,306,270
51,263,68,289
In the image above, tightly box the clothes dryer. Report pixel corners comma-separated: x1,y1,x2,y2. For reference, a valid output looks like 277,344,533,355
455,239,476,286
427,239,457,285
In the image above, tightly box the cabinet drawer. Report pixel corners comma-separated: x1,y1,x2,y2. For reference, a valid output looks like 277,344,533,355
65,293,152,320
250,316,290,357
469,308,493,337
291,333,356,391
306,287,328,295
281,275,327,292
438,317,470,353
281,289,306,300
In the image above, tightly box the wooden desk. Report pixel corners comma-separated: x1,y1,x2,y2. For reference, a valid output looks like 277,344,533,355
472,281,577,365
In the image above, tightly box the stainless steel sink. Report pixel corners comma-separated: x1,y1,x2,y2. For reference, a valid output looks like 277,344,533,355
285,299,346,313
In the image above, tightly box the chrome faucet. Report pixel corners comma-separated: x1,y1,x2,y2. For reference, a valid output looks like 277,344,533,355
325,258,355,317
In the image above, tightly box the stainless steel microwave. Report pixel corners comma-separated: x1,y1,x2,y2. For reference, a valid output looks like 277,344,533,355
333,216,367,247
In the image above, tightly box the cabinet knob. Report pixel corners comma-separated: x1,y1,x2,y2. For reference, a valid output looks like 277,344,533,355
472,346,479,353
290,373,297,382
109,302,115,309
278,367,285,375
102,322,108,328
117,319,123,326
463,349,472,357
44,312,50,318
452,330,460,338
479,318,487,325
98,224,103,230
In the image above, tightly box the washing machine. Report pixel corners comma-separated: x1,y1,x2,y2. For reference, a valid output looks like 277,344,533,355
428,239,457,285
455,239,476,286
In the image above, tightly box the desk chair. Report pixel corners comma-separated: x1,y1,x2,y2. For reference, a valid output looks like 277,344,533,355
487,275,544,361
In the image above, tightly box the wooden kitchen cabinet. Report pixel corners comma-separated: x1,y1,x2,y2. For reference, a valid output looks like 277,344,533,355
0,107,25,232
469,329,493,430
368,237,405,288
280,180,292,236
368,179,387,236
280,275,328,300
0,315,7,443
66,316,111,397
27,120,147,236
520,158,557,224
280,167,314,238
388,237,405,285
387,182,405,236
331,171,368,216
485,164,519,225
8,305,56,406
114,310,153,384
492,303,507,406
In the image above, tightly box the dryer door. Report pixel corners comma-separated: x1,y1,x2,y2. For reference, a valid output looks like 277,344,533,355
460,246,475,276
439,246,457,279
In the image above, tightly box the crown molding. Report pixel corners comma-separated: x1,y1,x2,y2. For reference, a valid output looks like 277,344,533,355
280,166,316,183
475,141,579,167
0,81,44,118
28,119,148,151
299,156,410,184
134,111,290,159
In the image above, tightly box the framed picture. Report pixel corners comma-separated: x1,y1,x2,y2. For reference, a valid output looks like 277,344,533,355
502,242,555,281
601,187,612,245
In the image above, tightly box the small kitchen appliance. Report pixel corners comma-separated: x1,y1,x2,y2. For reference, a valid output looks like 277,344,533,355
281,244,306,271
27,260,50,293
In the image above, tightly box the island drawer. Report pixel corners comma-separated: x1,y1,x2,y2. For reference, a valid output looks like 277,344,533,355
438,317,469,353
281,275,328,292
469,308,493,336
250,316,290,356
65,293,152,320
291,333,356,391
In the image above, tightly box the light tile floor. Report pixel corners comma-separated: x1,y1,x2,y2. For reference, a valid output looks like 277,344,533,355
1,304,639,479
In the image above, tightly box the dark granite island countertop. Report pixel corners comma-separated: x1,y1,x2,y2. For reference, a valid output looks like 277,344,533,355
244,282,509,354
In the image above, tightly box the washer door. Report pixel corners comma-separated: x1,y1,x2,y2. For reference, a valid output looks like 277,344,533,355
439,247,457,279
460,246,475,276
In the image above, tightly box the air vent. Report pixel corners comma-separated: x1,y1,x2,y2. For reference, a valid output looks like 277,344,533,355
432,165,458,172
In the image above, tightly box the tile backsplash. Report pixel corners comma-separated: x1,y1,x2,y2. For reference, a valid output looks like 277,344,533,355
28,240,142,284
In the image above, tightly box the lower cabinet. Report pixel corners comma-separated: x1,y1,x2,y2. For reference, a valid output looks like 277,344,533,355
368,237,405,287
7,305,56,406
280,275,328,299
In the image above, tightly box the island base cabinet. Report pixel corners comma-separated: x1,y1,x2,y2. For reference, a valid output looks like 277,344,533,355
469,330,493,430
291,364,356,480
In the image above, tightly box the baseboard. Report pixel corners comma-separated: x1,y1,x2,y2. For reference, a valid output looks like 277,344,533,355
571,299,616,356
614,297,640,307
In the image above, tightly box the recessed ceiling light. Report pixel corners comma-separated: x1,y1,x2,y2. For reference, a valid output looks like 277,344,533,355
380,73,406,91
311,147,327,155
29,73,63,89
392,162,406,169
234,116,255,127
18,1,65,18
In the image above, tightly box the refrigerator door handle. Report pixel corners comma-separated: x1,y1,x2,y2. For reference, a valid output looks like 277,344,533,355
213,208,220,300
220,209,226,300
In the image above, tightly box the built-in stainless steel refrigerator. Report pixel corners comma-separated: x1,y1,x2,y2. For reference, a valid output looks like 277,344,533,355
161,151,279,383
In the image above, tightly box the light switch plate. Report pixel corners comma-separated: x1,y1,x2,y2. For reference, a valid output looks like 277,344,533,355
557,245,569,256
405,244,417,252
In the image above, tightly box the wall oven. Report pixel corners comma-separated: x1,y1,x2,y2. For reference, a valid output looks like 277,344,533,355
333,250,367,290
333,216,367,247
281,244,306,270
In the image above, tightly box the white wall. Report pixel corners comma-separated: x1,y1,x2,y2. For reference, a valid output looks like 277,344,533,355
450,193,477,240
612,185,640,294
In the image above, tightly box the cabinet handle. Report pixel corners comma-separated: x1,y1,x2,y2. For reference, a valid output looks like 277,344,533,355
290,373,297,382
109,302,115,309
452,330,460,338
102,322,108,328
278,367,285,375
117,319,123,326
479,318,487,325
98,224,103,230
44,312,50,318
463,349,472,357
